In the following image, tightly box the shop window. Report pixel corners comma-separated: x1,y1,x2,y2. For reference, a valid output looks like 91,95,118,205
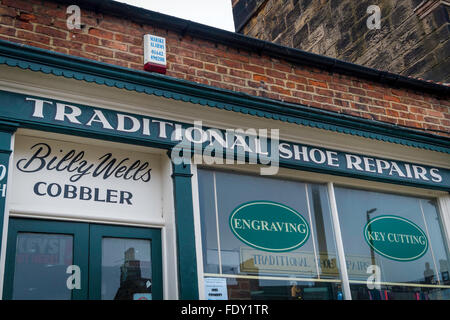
198,169,343,300
335,186,450,300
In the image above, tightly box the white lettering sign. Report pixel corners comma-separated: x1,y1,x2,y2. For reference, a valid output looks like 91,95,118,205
11,136,163,224
144,34,167,72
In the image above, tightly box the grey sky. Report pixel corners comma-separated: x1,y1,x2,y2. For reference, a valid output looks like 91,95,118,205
114,0,235,32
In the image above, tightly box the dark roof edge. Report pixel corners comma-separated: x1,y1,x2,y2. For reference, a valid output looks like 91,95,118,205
52,0,449,97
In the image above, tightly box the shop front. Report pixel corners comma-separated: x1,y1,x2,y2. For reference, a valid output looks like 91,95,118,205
0,41,448,301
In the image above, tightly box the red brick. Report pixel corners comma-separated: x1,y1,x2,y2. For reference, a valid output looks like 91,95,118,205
17,30,50,44
170,46,195,58
334,91,354,101
386,109,399,117
195,52,218,64
18,12,36,22
243,64,265,74
2,0,33,12
36,7,67,19
384,95,401,103
129,45,143,55
424,117,440,125
114,51,142,64
100,57,129,68
0,15,14,25
0,5,17,17
223,75,246,87
313,95,333,104
253,74,271,83
329,83,348,92
14,20,33,31
68,49,98,60
366,90,384,100
52,38,82,50
266,68,286,79
272,62,292,73
426,109,444,118
286,81,295,89
223,50,249,63
99,20,128,33
308,79,327,88
69,32,99,45
210,81,234,91
216,66,228,74
287,74,308,84
391,103,408,112
114,33,141,45
85,45,114,58
183,57,203,69
315,88,334,97
101,39,128,51
219,58,242,69
354,103,369,111
204,63,215,72
229,69,251,79
88,28,114,40
369,106,386,114
348,87,366,96
197,70,222,81
35,25,67,39
0,25,15,36
271,85,291,96
333,99,351,108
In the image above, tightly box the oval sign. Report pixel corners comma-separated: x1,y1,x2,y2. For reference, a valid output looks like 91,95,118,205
363,215,428,262
229,201,310,252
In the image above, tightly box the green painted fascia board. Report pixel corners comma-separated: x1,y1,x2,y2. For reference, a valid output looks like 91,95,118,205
0,40,448,153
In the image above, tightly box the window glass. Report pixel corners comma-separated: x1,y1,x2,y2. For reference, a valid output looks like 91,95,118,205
13,233,73,300
198,169,342,300
335,186,450,300
198,169,220,273
101,238,152,300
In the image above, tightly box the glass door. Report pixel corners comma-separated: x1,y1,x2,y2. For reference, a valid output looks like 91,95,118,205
88,224,162,300
3,218,89,300
3,219,163,300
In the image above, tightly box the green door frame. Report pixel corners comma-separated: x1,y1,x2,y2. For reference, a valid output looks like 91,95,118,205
88,224,163,300
3,218,163,300
3,218,89,300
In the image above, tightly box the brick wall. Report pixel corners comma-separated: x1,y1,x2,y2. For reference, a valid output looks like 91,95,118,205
0,0,449,136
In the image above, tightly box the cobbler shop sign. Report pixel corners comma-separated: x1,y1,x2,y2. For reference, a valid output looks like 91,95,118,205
0,90,448,191
10,135,163,223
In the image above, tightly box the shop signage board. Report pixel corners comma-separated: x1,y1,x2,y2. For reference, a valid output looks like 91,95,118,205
10,135,163,224
143,34,167,74
204,277,228,300
0,90,448,191
364,215,429,262
229,201,310,252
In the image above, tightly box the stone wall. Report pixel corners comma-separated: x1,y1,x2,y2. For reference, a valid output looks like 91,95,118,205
233,0,450,83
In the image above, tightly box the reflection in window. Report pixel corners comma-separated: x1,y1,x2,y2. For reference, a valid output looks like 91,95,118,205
198,169,342,300
335,187,450,300
101,238,152,300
